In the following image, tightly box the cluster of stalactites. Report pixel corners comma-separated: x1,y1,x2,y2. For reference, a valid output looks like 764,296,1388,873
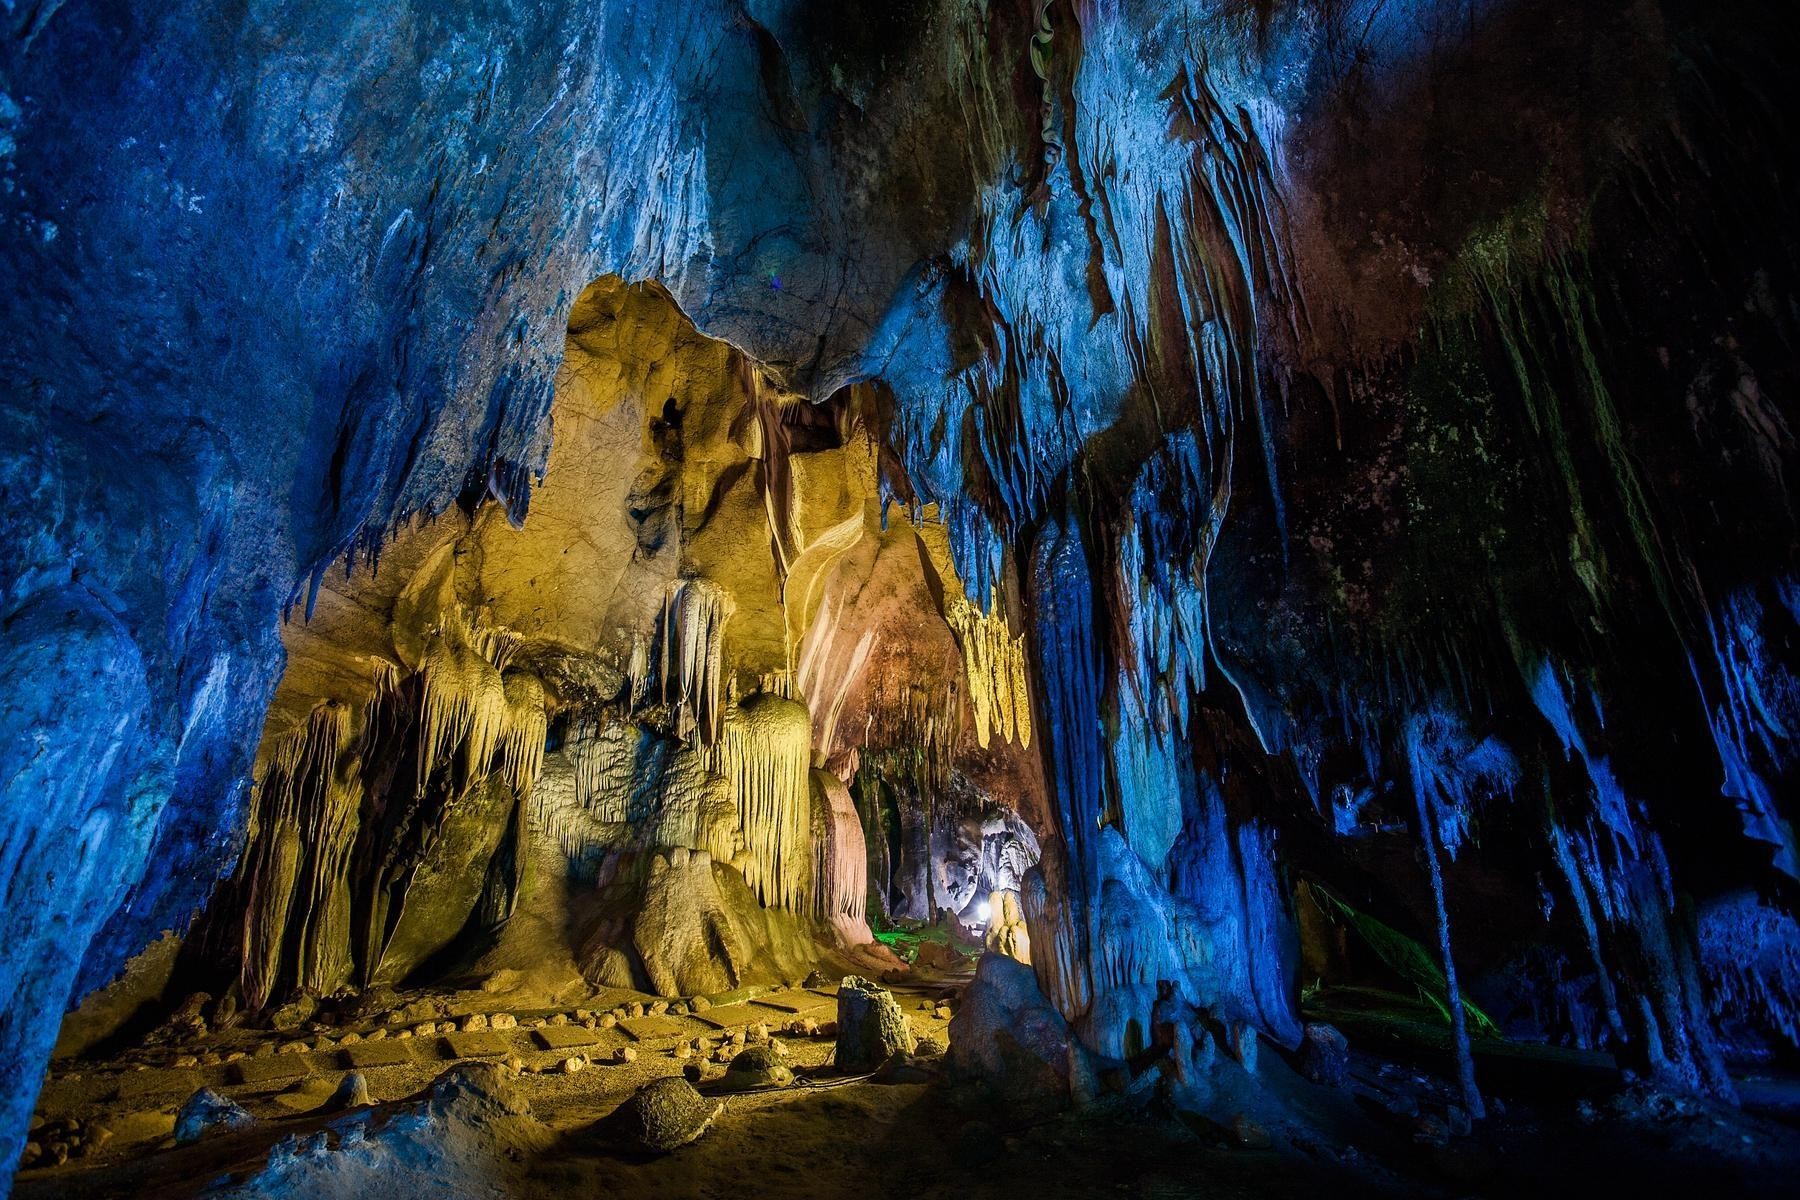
660,578,733,746
945,590,1032,751
497,670,548,798
864,676,961,795
417,621,508,797
703,693,814,913
241,701,361,1010
811,768,872,946
235,597,550,1010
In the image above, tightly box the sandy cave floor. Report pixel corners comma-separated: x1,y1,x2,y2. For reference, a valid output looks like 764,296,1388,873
13,975,1800,1200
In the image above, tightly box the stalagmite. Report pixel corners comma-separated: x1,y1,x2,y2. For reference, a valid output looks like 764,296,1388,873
984,888,1032,964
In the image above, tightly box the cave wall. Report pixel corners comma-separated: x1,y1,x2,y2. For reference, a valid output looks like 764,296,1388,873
4,0,1799,1181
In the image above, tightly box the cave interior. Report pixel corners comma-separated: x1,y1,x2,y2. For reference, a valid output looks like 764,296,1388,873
3,1,1800,1197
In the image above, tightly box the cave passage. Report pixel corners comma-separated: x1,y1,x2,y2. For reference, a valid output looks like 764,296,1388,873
4,2,1800,1198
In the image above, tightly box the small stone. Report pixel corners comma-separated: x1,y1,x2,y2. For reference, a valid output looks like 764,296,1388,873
503,1055,525,1073
599,1013,618,1029
559,1056,585,1075
490,1013,517,1030
340,1032,362,1045
718,1043,794,1091
395,1029,413,1040
327,1072,374,1110
412,1022,437,1037
673,1044,691,1060
1297,1023,1349,1088
20,1141,42,1168
547,1013,569,1027
461,1014,489,1032
49,1142,69,1166
648,1001,668,1016
934,1005,953,1020
582,1016,598,1029
682,1063,705,1084
175,1088,254,1145
690,996,711,1013
172,1054,199,1068
628,1003,645,1019
365,1028,387,1041
597,1077,720,1154
268,996,318,1032
615,1046,638,1064
437,1021,458,1034
747,1022,768,1043
224,1051,247,1063
872,1050,933,1084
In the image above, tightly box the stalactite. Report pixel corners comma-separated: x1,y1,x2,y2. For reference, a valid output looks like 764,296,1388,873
703,693,814,913
627,630,651,708
238,701,358,1010
1405,706,1497,1120
660,578,733,746
945,589,1033,750
417,625,508,797
497,670,547,798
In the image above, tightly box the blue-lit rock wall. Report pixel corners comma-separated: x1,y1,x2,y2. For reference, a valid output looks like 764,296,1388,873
4,0,1799,1181
0,0,971,1173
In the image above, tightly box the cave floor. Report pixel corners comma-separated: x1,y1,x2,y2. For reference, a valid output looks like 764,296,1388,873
14,979,1800,1199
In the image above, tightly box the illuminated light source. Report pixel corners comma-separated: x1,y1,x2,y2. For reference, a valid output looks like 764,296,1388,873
976,900,992,923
